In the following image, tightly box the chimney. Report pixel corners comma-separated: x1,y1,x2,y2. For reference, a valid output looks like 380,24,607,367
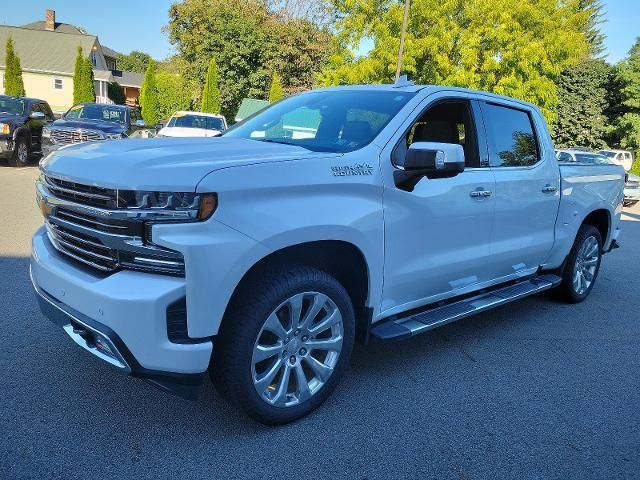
45,9,55,31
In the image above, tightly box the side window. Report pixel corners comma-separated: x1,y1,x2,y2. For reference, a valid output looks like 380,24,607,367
403,100,481,168
40,103,55,121
482,103,540,167
558,152,573,162
30,103,41,115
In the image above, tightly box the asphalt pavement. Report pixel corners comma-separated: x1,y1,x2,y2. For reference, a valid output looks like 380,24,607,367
1,163,639,479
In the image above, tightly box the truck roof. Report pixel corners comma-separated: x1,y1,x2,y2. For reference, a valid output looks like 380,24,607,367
310,83,541,111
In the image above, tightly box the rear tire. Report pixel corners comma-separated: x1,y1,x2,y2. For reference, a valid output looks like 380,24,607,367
8,136,30,167
210,265,355,425
556,224,602,303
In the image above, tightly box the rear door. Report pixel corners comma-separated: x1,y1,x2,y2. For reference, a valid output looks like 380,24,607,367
479,101,560,279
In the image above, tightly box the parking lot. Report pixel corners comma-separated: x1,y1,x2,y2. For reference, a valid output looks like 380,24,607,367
1,162,639,479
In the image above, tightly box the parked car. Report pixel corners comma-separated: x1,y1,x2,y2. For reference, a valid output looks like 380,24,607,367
597,149,634,171
556,149,611,165
157,111,227,138
41,103,148,156
624,172,640,207
32,83,625,424
0,95,55,167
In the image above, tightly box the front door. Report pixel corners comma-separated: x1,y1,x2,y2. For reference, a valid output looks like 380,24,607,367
381,96,497,316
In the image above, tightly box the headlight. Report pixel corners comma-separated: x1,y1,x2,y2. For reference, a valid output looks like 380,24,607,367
118,191,218,220
42,126,51,138
0,123,9,135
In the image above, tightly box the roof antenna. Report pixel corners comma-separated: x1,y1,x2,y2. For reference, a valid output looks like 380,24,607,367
393,74,414,88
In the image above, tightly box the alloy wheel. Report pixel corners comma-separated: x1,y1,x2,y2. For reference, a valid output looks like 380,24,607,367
572,235,599,295
251,292,344,408
17,142,29,164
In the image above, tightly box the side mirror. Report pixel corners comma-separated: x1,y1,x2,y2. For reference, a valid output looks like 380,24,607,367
30,111,46,120
395,142,465,191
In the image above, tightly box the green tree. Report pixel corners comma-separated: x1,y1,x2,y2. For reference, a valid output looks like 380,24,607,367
577,0,606,58
612,38,640,174
140,60,160,124
324,0,590,122
117,50,152,73
4,36,26,96
73,47,95,103
200,58,221,113
107,82,126,104
268,71,284,102
166,0,333,119
552,59,613,149
156,70,191,121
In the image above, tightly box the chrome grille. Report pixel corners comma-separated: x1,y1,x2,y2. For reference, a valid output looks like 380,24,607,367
38,178,186,276
56,208,141,236
46,222,118,272
50,127,104,145
43,175,118,209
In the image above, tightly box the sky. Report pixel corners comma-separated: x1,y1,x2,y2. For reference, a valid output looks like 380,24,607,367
0,0,637,63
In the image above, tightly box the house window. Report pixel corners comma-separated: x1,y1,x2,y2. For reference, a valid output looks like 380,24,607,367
54,78,63,90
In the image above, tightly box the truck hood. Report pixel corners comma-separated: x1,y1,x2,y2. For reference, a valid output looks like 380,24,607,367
51,118,127,135
41,137,341,191
157,126,222,138
0,112,25,124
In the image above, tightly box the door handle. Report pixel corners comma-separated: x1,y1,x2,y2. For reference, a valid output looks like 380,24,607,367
542,184,557,193
469,189,492,198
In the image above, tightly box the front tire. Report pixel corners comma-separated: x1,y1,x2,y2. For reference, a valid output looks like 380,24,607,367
557,224,602,303
8,136,30,167
210,266,355,425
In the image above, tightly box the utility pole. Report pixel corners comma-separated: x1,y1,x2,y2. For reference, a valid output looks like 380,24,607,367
395,0,411,81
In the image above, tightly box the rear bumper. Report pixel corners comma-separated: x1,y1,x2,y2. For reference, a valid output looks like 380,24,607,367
624,187,640,202
30,226,212,398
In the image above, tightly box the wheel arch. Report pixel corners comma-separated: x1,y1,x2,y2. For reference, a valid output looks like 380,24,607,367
581,208,610,246
13,125,31,144
222,240,372,344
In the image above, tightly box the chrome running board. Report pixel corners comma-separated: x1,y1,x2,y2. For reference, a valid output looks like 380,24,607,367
370,274,562,342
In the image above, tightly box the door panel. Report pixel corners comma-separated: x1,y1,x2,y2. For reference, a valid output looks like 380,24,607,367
382,169,496,314
480,102,559,278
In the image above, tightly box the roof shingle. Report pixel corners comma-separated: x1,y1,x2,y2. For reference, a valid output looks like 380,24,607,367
0,25,100,75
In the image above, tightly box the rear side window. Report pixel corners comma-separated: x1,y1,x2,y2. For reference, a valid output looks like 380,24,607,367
482,103,540,167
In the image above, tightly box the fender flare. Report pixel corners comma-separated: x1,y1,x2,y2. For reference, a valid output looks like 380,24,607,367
12,125,31,147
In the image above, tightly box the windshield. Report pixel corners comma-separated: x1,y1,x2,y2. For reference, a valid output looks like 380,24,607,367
167,114,225,131
575,153,611,165
597,150,617,158
223,90,416,152
64,104,127,124
0,96,25,115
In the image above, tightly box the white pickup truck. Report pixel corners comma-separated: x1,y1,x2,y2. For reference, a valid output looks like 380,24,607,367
31,83,624,424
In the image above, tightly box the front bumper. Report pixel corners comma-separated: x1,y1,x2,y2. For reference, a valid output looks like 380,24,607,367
31,227,213,398
0,137,13,157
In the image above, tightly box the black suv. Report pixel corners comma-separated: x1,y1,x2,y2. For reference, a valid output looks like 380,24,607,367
42,103,148,157
0,95,55,167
